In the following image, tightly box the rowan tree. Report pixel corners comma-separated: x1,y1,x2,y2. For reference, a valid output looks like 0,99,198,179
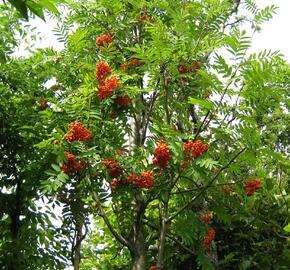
1,0,290,270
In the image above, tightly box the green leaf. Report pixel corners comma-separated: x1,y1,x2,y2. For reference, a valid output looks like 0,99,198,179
283,224,290,233
188,97,214,110
51,164,60,172
26,1,45,20
38,0,60,15
197,252,215,270
8,0,28,20
196,158,220,170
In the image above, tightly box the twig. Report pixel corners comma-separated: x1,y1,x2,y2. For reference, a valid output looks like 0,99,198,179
167,147,246,223
92,190,132,250
143,219,195,256
141,91,158,144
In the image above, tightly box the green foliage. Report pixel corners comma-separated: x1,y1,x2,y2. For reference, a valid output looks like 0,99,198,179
1,0,290,269
7,0,61,21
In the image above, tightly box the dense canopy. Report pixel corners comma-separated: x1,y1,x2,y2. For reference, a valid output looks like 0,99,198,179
0,0,289,269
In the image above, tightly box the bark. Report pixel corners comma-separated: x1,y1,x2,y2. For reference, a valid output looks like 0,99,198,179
9,165,22,270
73,224,82,270
130,198,147,270
156,202,168,270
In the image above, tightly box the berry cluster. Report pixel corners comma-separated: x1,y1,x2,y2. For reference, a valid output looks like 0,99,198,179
116,95,131,108
61,152,86,174
139,14,155,23
153,142,172,169
245,179,261,196
178,61,201,74
97,76,121,100
203,227,215,250
183,139,208,159
111,178,119,190
115,149,127,155
96,61,112,83
102,158,123,178
201,211,213,225
96,33,112,47
125,170,155,189
102,154,155,190
37,96,49,109
178,66,191,74
37,101,49,109
95,37,132,108
64,122,92,142
120,58,144,70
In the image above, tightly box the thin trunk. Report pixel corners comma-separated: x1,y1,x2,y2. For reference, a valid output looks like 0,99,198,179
157,201,168,270
10,165,22,270
131,230,146,270
73,223,82,270
131,199,146,270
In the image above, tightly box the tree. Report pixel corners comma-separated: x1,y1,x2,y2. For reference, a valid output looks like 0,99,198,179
1,0,290,269
4,0,61,21
0,4,70,269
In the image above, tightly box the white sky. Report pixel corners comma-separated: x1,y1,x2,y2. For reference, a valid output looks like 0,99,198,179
251,0,290,60
17,0,290,62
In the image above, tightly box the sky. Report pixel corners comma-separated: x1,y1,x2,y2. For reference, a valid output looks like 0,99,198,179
20,0,290,62
250,0,290,60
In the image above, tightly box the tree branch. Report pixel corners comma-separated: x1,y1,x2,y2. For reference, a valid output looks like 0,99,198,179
143,219,195,256
91,191,132,250
141,91,158,144
167,147,246,223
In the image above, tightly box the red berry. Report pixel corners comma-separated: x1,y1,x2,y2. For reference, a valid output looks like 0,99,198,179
64,122,92,142
96,61,112,83
153,142,172,169
96,34,112,47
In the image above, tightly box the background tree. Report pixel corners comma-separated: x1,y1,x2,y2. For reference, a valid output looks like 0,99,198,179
4,0,61,21
0,4,70,269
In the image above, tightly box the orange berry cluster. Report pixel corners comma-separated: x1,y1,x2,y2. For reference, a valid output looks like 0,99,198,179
245,179,261,196
96,61,112,83
201,211,213,225
116,95,131,108
203,227,215,250
153,142,172,169
64,122,92,142
96,33,112,47
97,76,121,100
37,96,49,109
183,139,208,159
95,59,130,106
120,58,144,70
139,14,155,23
178,66,191,74
178,61,201,74
102,153,155,189
38,101,49,109
61,152,86,174
115,149,127,155
102,158,124,178
124,170,155,189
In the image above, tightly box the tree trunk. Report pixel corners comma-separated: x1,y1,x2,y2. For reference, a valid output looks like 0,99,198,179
9,166,22,270
73,218,84,270
131,225,146,270
73,223,82,270
157,201,168,269
130,198,146,270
